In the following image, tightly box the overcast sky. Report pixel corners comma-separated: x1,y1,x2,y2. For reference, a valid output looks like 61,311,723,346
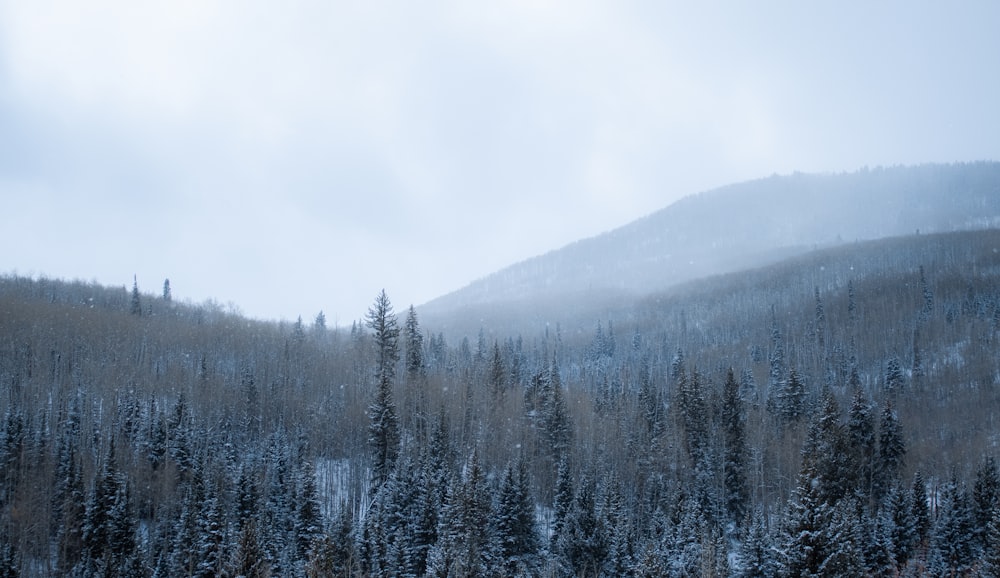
1,1,998,323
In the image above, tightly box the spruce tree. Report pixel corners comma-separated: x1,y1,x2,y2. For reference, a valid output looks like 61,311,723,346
489,458,540,575
722,367,750,524
929,476,976,576
558,474,607,577
973,455,1000,554
847,386,875,502
874,399,905,505
737,509,775,578
366,290,401,491
130,276,142,316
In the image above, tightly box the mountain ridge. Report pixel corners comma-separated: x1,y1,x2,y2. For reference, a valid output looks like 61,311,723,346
420,161,1000,331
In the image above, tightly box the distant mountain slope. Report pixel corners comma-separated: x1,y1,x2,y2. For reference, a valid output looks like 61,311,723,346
421,162,1000,330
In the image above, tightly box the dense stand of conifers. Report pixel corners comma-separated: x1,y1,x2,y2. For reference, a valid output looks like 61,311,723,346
4,229,1000,576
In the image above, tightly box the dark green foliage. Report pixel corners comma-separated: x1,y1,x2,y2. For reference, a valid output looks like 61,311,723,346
130,276,142,316
847,386,876,502
488,458,541,575
722,367,750,523
911,472,932,549
973,456,1000,553
557,474,607,577
874,399,905,505
7,216,1000,576
929,477,976,576
367,290,401,491
737,509,775,578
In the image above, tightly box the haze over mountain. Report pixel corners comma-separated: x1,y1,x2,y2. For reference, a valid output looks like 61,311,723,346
421,162,1000,333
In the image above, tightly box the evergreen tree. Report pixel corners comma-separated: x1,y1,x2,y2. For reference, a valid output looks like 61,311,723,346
130,276,142,316
737,509,775,578
227,518,271,578
488,458,541,575
366,289,401,491
404,304,424,381
983,507,1000,577
874,399,905,505
767,310,786,406
551,457,575,554
722,367,750,525
558,474,608,577
313,310,327,336
428,451,491,577
294,455,323,562
847,386,876,503
817,499,867,577
540,356,572,462
886,484,916,568
305,506,355,577
162,278,171,302
919,264,934,322
884,356,905,395
928,476,976,576
600,477,633,577
776,366,806,425
489,341,506,401
0,530,18,578
973,455,1000,554
911,471,932,551
810,388,851,504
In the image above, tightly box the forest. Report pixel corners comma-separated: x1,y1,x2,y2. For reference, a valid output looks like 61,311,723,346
4,227,1000,576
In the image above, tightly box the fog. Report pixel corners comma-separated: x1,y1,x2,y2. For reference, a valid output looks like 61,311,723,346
1,1,998,321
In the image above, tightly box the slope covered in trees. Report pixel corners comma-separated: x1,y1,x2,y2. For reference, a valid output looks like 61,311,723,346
4,225,1000,575
422,162,1000,336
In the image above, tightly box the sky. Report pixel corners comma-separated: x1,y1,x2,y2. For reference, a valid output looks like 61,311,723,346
1,1,998,323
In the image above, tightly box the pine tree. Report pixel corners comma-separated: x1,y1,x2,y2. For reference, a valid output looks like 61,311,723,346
884,356,905,395
811,388,851,504
429,452,491,577
404,305,424,381
919,265,934,322
767,310,786,406
722,367,750,525
558,474,607,577
366,290,401,492
227,518,272,578
130,276,142,316
540,356,572,462
489,341,506,401
551,457,575,554
488,458,541,575
817,499,867,577
600,477,633,577
874,399,905,505
294,455,323,562
928,476,976,576
776,366,806,425
911,471,932,551
885,484,916,568
737,509,775,578
847,386,876,502
983,507,1000,577
973,455,1000,554
0,530,18,578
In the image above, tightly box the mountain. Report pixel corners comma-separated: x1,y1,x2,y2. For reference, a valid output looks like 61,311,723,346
5,226,1000,575
420,162,1000,335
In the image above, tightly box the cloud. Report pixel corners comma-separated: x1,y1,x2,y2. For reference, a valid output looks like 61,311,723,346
1,0,998,321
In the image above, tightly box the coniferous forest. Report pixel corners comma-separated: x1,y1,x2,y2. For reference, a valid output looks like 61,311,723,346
6,225,1000,576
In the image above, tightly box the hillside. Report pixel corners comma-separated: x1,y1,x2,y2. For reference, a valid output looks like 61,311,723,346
4,225,1000,574
421,162,1000,336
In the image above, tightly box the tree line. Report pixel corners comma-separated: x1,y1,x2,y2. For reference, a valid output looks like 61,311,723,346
3,228,1000,575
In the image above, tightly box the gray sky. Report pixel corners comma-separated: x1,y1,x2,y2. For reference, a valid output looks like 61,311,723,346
2,1,998,323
